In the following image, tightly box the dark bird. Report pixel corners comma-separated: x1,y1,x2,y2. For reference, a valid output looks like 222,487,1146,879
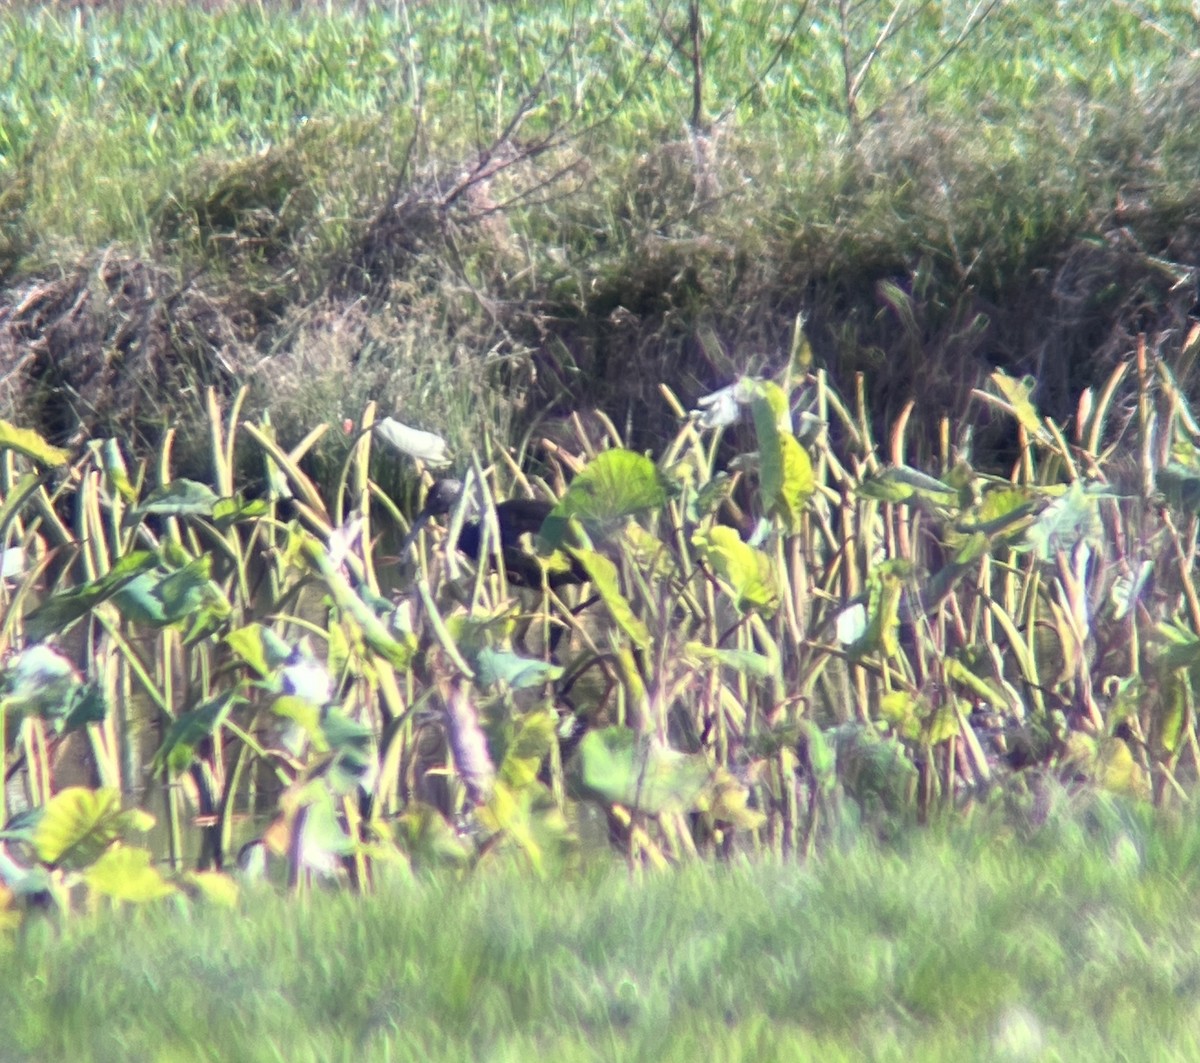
403,478,587,588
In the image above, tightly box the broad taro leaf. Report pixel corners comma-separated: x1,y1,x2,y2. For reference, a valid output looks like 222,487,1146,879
834,724,918,815
211,495,270,528
32,787,154,871
692,525,779,615
497,708,557,790
153,690,243,775
83,846,175,902
539,449,667,550
1023,481,1108,562
574,728,712,816
113,555,224,630
23,551,158,641
125,479,220,522
751,381,813,531
475,647,564,690
320,709,377,794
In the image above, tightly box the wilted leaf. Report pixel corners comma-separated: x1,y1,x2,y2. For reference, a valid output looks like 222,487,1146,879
373,418,452,466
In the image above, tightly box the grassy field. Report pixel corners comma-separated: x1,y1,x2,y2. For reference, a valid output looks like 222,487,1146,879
4,795,1200,1061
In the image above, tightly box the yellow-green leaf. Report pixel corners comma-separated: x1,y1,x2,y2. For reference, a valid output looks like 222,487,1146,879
692,526,779,615
0,420,70,466
84,846,176,902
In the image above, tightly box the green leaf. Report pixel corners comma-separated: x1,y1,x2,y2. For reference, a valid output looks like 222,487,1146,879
272,695,325,748
394,803,472,870
943,657,1008,708
211,495,270,527
478,781,574,875
127,479,220,521
860,562,908,658
60,683,109,734
751,383,813,531
302,536,416,670
320,709,376,794
574,728,712,816
801,721,838,796
498,709,557,790
859,465,957,505
834,725,918,815
880,690,921,741
539,450,667,550
684,642,777,680
32,788,152,870
153,691,242,775
181,871,239,907
989,371,1051,445
226,624,272,677
692,526,779,615
23,551,159,641
475,648,564,690
83,846,175,902
0,420,70,466
1023,481,1105,561
567,548,651,649
100,438,138,503
697,767,767,830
